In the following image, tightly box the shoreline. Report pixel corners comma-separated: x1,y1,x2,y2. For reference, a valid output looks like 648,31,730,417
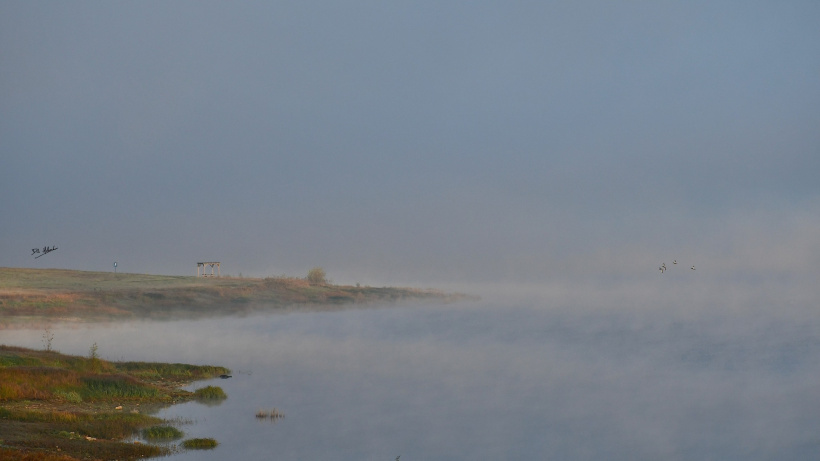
0,267,476,327
0,345,230,460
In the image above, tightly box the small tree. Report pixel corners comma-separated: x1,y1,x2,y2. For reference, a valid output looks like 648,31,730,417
88,342,102,373
306,267,327,285
42,327,54,352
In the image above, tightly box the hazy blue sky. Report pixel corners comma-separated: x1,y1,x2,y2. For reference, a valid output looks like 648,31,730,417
2,1,818,285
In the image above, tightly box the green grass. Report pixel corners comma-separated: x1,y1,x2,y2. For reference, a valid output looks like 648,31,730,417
193,385,227,400
141,425,184,440
80,375,166,400
73,412,164,439
182,437,219,449
0,345,230,406
0,407,164,439
53,390,82,403
115,361,230,380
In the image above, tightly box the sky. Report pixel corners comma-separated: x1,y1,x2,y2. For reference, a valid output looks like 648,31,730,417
2,1,819,286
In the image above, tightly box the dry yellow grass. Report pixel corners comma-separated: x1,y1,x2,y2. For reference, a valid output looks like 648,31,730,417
0,368,81,400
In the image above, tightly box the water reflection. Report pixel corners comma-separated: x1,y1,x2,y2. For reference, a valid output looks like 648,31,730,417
2,287,820,460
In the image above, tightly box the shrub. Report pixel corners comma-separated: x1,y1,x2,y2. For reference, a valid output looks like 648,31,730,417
306,267,327,285
42,327,54,352
87,342,103,373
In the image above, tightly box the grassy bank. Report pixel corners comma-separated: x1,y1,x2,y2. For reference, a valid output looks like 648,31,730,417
0,345,229,460
0,267,472,326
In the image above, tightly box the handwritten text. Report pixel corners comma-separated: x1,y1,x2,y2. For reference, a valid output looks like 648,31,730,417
32,246,58,259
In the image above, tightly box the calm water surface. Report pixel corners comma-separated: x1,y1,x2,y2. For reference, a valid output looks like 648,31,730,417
3,287,820,460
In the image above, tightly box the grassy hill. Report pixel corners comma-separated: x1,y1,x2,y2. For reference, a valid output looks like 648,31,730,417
0,267,470,326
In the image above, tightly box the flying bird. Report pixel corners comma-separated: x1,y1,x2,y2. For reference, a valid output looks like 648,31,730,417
690,266,695,270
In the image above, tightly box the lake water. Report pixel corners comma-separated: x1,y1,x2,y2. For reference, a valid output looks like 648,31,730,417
3,281,820,460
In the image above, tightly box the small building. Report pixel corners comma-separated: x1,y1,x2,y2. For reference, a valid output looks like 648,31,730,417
197,262,221,277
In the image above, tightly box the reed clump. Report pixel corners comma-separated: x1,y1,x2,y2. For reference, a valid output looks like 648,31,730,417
182,437,219,449
142,425,184,440
193,385,227,400
255,408,285,419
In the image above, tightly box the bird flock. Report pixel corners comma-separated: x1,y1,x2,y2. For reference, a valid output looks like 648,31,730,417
659,259,695,274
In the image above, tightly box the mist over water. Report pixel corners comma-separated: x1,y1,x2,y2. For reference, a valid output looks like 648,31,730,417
3,3,818,457
3,280,819,460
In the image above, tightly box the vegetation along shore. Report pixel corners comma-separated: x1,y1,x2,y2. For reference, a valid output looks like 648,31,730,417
0,344,229,460
0,267,474,327
0,267,472,458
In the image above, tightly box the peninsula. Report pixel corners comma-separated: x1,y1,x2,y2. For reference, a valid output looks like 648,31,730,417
0,267,470,327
